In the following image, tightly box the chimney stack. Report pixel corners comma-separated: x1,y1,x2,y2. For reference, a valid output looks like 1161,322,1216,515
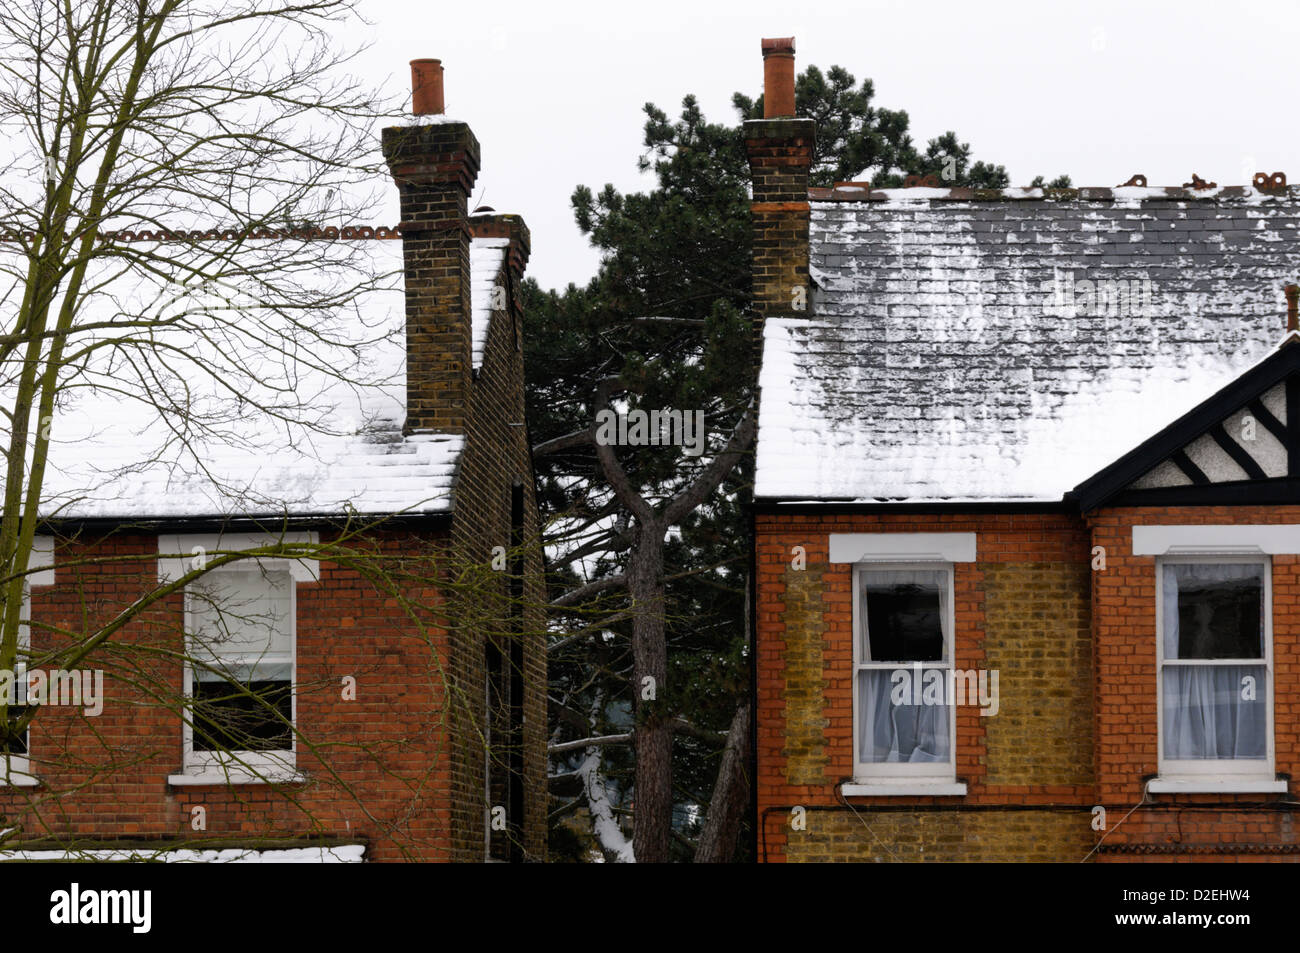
469,212,532,288
410,59,445,115
382,59,481,434
761,38,797,118
1286,283,1299,334
744,37,815,361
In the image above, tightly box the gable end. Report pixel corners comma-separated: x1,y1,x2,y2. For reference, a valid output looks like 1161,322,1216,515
1071,345,1300,510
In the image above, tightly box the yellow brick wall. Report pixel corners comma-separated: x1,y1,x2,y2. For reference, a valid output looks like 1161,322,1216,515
784,809,1094,862
981,562,1094,786
780,563,830,786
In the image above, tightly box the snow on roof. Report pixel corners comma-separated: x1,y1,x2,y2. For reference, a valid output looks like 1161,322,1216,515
755,193,1300,503
4,234,507,521
470,237,510,369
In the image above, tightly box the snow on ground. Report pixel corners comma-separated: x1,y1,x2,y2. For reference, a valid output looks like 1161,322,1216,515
0,844,366,862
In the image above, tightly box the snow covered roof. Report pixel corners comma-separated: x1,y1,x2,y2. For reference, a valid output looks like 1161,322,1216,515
470,237,510,369
7,233,511,521
755,189,1300,503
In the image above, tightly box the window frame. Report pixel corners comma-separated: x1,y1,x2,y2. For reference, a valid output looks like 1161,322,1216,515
1155,553,1275,782
4,579,33,779
3,537,53,786
851,561,958,782
180,561,298,778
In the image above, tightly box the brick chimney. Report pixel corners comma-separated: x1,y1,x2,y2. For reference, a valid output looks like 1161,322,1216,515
744,37,816,357
382,59,481,434
468,212,532,288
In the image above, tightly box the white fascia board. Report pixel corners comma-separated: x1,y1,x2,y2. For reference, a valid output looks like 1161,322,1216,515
28,536,54,586
829,532,976,564
1133,524,1300,556
158,531,320,583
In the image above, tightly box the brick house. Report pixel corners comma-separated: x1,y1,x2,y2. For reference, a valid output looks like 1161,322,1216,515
747,39,1300,862
0,60,545,862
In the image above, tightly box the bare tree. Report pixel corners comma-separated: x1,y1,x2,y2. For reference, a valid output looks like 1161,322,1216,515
0,0,522,860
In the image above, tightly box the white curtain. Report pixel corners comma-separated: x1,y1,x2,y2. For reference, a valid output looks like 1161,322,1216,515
859,670,951,763
1162,563,1266,760
1163,665,1266,760
858,569,950,763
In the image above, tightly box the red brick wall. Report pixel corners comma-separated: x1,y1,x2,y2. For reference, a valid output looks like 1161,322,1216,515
2,527,454,862
756,510,1095,862
757,504,1300,862
1089,505,1300,862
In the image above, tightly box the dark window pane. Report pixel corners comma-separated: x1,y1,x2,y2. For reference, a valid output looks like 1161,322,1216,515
1,707,27,755
864,577,944,662
1175,570,1263,659
192,679,291,752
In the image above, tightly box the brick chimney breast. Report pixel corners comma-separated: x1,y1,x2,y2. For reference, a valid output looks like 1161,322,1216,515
382,63,482,435
745,37,816,360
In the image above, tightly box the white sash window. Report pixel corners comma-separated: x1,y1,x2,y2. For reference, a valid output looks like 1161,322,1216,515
1158,558,1272,780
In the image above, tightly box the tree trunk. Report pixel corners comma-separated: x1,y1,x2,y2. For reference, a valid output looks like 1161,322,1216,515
628,525,672,863
693,701,750,863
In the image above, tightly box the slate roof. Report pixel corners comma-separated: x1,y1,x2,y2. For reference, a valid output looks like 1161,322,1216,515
7,235,510,521
754,186,1300,503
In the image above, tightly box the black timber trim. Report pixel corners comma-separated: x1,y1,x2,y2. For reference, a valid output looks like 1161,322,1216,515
1072,345,1300,511
1101,478,1300,507
34,511,452,537
748,500,1071,515
1247,398,1287,444
1289,374,1300,475
1210,424,1268,480
1169,449,1209,485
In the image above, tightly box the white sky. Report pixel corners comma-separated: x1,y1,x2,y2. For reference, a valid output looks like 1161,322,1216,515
352,0,1300,291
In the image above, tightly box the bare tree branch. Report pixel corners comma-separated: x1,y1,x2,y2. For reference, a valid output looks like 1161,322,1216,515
663,402,756,527
548,733,632,755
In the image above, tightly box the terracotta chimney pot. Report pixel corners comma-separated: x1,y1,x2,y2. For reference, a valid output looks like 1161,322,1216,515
761,37,796,119
410,59,445,115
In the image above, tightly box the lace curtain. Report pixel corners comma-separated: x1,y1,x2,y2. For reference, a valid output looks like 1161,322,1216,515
1161,562,1266,761
858,570,950,764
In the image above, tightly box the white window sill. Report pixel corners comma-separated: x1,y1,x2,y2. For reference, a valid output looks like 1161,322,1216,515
168,769,305,786
1149,778,1287,794
0,774,40,787
841,781,967,797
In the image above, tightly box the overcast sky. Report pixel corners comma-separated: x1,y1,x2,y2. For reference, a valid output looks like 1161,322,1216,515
351,0,1299,291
